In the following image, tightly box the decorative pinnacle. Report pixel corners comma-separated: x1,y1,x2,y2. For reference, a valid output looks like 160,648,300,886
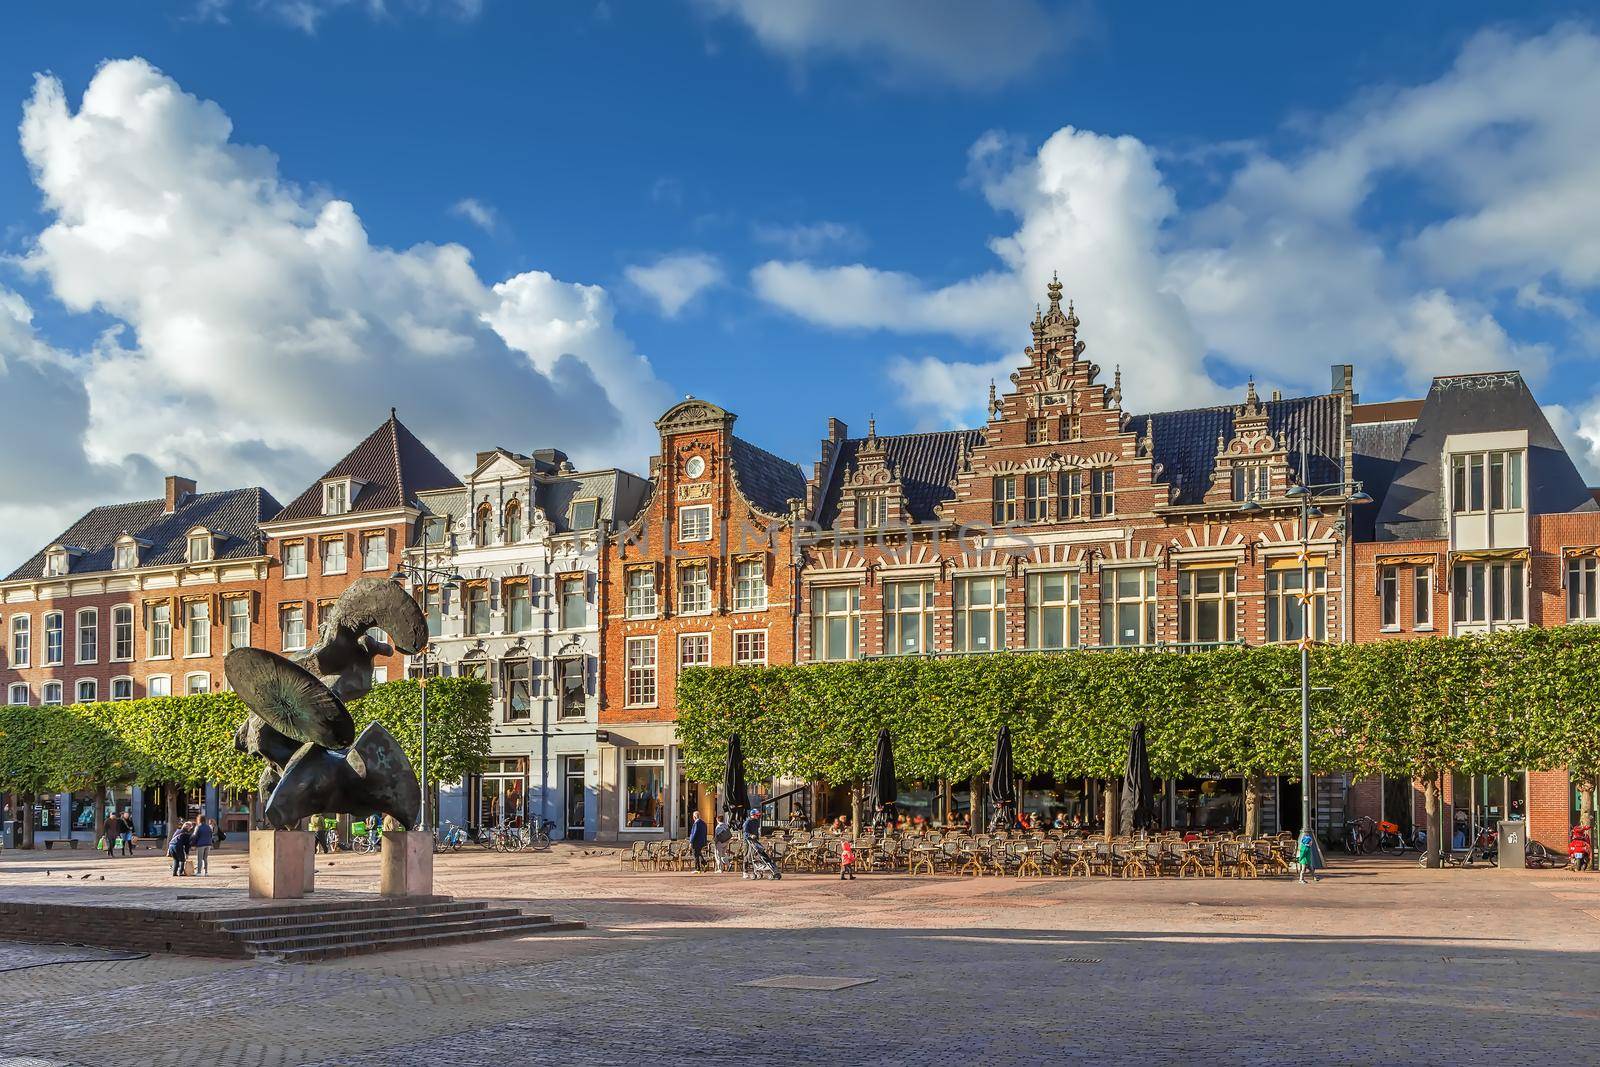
1246,376,1258,404
867,414,876,438
1047,271,1064,313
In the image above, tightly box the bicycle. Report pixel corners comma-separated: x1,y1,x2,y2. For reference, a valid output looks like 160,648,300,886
520,818,555,853
434,822,469,853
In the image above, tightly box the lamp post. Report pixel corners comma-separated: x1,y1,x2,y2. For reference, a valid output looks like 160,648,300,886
392,537,462,832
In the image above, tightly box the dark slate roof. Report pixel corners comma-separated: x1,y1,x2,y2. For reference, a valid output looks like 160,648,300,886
274,412,462,522
6,487,282,581
1126,394,1345,505
729,435,807,517
817,429,984,526
1351,418,1416,542
1373,371,1597,542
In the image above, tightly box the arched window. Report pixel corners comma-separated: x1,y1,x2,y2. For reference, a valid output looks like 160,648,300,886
504,500,522,543
475,503,494,546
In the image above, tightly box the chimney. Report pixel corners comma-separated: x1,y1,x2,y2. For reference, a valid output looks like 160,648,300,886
164,476,196,514
827,417,848,443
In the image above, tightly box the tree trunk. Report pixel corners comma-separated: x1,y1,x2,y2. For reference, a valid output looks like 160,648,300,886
1104,781,1118,842
164,786,179,834
849,784,861,842
1423,775,1440,869
1243,776,1261,838
93,785,107,849
1582,778,1595,829
21,796,35,849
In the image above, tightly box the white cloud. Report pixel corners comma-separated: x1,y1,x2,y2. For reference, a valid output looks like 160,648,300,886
1544,402,1600,486
4,57,669,571
195,0,483,33
624,252,724,317
693,0,1070,90
449,197,497,233
751,220,866,257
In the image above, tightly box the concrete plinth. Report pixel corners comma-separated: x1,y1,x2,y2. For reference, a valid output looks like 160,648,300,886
379,830,434,897
249,830,315,900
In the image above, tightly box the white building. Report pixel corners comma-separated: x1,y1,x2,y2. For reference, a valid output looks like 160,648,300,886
407,448,649,839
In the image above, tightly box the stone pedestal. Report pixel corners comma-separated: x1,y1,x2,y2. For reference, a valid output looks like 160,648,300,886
249,830,315,900
379,830,434,897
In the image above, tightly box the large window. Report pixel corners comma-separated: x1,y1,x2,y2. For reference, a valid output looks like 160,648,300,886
678,563,710,615
226,597,250,651
1024,474,1051,522
558,658,586,719
624,637,657,707
1453,560,1526,626
185,600,210,656
1025,570,1079,650
678,505,712,543
1266,566,1327,643
622,747,666,830
362,532,388,571
280,605,306,652
1100,566,1156,647
559,577,586,629
1177,568,1237,644
44,611,64,666
992,477,1018,525
625,569,657,619
1057,472,1083,520
811,585,860,661
1570,557,1600,623
678,633,710,669
734,630,767,666
466,583,491,636
478,758,526,829
1090,468,1115,518
883,580,936,656
503,659,532,722
112,605,134,661
320,537,347,575
10,615,29,667
282,541,307,579
76,608,97,664
1451,451,1523,514
733,559,767,612
506,580,533,632
953,575,1005,653
149,603,172,658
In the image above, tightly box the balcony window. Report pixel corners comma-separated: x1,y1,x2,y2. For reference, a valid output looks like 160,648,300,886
953,575,1005,653
811,585,860,661
1025,570,1079,650
883,580,935,656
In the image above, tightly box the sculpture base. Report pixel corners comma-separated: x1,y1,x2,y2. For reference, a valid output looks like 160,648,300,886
379,830,434,897
249,830,315,900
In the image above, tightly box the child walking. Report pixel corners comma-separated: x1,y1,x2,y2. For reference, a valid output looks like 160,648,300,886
1297,829,1319,884
840,838,857,880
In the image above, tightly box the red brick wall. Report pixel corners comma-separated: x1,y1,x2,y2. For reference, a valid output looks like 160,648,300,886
262,522,409,678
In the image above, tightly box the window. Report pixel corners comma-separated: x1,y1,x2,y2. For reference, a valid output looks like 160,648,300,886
569,498,598,531
475,503,494,545
322,480,349,515
1569,557,1600,623
678,563,710,615
505,580,532,632
1026,570,1080,650
9,615,27,668
622,746,666,829
1057,472,1083,520
76,608,97,664
42,681,63,705
320,537,347,575
625,569,657,618
187,532,212,563
1266,566,1327,643
679,633,711,669
734,630,767,666
110,677,132,702
1453,560,1526,626
1413,566,1433,628
44,611,64,666
1177,568,1237,644
1060,411,1081,441
1100,566,1157,647
466,583,491,635
282,541,307,578
420,585,443,637
1024,474,1051,522
733,559,767,612
459,657,488,683
225,597,250,651
147,675,171,698
1232,464,1270,502
44,549,68,577
425,516,449,546
7,683,26,705
503,659,532,722
992,477,1018,525
558,658,586,719
114,541,138,569
1451,451,1523,515
185,600,210,656
1090,468,1115,517
362,532,388,571
1380,566,1399,629
503,501,522,544
149,603,172,658
625,637,657,706
112,606,134,661
883,580,936,656
76,679,97,703
1489,452,1523,511
811,585,861,661
857,493,888,529
953,575,1006,653
678,505,712,542
280,605,306,651
559,577,586,629
186,673,210,695
1026,418,1048,445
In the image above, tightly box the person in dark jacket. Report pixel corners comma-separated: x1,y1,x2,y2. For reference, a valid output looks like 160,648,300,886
191,817,215,876
687,811,708,872
167,821,193,877
103,812,125,859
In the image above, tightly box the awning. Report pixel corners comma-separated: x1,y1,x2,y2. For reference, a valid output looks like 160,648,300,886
1373,553,1438,566
1563,546,1600,559
1448,547,1530,563
1267,555,1329,571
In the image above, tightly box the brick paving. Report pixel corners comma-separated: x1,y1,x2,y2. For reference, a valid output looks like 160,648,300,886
3,843,1600,1064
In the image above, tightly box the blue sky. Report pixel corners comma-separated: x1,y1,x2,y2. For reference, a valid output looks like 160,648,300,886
2,2,1600,569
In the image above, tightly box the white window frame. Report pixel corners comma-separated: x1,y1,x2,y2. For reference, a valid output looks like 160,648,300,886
677,504,712,543
42,681,63,705
322,478,351,516
810,584,861,662
75,608,97,665
733,558,768,612
559,576,587,630
225,597,251,652
1451,450,1525,515
1099,565,1157,648
857,493,888,529
678,632,711,670
624,568,657,619
187,530,213,563
1025,569,1080,651
111,605,134,662
620,746,667,833
148,602,172,659
76,678,97,703
1569,556,1600,624
953,574,1006,653
1379,565,1400,630
569,497,599,532
110,676,133,702
734,629,768,666
362,532,389,572
43,611,64,666
10,614,29,668
1452,560,1526,629
624,636,657,708
282,541,308,579
44,549,68,577
147,674,172,698
185,599,211,657
186,672,211,695
883,579,936,656
8,682,28,705
1413,565,1434,630
320,536,347,576
114,540,139,570
1231,463,1270,503
281,605,307,652
678,562,711,616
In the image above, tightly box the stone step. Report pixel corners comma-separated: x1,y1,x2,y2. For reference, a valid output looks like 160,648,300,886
172,895,455,923
254,918,585,963
211,901,499,936
240,912,558,954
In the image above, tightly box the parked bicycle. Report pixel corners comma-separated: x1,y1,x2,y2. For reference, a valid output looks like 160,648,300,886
434,822,469,853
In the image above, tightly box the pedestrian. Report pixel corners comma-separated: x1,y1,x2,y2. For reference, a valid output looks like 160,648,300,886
191,816,214,876
711,813,732,873
118,811,135,855
102,811,125,859
687,811,708,873
313,814,330,854
840,837,856,880
167,821,192,877
1297,828,1319,884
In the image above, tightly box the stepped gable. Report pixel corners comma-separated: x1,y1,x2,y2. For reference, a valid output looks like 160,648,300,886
274,410,462,522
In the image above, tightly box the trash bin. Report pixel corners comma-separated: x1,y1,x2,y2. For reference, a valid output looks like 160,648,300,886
1498,819,1528,871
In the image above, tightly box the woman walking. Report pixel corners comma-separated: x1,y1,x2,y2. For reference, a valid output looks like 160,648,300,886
191,817,214,876
167,821,193,877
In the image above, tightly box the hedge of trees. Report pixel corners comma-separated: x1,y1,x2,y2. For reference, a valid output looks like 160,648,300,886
0,677,492,800
676,625,1600,788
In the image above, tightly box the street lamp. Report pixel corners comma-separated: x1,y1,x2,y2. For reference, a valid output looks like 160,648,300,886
391,546,463,832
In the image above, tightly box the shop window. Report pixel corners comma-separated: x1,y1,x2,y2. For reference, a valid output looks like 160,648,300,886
478,758,525,829
622,747,666,830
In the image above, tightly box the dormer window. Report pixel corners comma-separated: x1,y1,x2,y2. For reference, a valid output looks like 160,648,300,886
113,538,140,570
1232,464,1270,503
187,529,214,563
43,547,69,577
857,493,888,529
570,498,598,532
322,478,357,516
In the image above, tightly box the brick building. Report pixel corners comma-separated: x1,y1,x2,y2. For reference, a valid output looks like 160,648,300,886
597,398,806,841
0,474,280,839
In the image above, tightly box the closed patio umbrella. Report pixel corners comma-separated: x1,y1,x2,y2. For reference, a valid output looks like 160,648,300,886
989,725,1017,829
869,729,897,815
722,733,750,819
1119,721,1158,836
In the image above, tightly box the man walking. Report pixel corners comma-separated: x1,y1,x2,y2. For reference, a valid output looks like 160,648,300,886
103,810,125,859
687,811,708,873
191,816,214,876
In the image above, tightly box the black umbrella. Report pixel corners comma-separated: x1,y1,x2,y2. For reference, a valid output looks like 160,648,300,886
869,729,897,811
989,725,1017,828
722,733,750,818
1119,721,1158,835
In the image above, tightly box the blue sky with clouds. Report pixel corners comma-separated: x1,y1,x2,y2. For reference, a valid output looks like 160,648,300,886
2,2,1599,569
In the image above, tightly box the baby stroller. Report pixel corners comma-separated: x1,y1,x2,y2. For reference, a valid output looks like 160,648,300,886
744,840,781,880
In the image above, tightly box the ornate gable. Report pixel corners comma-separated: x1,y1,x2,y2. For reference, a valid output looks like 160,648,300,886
1202,380,1292,506
839,420,909,529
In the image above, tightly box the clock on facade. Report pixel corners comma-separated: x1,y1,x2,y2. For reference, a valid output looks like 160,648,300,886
685,455,706,479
